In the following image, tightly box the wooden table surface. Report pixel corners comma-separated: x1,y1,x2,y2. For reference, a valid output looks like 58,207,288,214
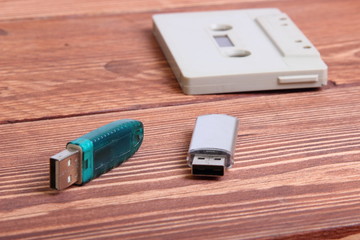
1,0,360,239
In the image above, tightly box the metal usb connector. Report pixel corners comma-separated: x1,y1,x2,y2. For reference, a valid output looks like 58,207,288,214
50,148,81,190
192,154,226,176
187,114,239,177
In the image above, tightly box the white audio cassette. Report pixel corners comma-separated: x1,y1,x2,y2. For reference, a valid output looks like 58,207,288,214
153,8,328,95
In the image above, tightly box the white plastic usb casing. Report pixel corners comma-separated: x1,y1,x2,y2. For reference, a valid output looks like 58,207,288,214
187,114,239,176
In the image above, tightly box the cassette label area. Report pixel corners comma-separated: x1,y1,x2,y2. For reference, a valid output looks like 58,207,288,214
153,8,328,95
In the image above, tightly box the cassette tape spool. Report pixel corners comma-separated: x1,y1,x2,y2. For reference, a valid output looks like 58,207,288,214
153,8,328,95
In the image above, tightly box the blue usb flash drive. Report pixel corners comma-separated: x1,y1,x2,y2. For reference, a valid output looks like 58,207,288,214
50,119,144,190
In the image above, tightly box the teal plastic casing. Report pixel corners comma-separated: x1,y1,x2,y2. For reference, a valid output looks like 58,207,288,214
67,119,143,185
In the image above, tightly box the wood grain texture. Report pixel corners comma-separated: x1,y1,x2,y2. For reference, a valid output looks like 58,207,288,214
0,0,283,21
1,0,360,239
0,0,359,123
1,85,360,239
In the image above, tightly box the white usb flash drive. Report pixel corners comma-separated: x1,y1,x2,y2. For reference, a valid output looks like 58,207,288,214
187,114,239,176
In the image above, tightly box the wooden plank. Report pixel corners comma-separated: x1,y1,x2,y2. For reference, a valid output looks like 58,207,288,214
0,11,234,123
0,0,290,21
1,85,360,239
0,0,359,124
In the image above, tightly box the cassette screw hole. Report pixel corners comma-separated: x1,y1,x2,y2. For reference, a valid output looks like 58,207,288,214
211,24,232,31
304,46,311,49
295,40,302,43
280,17,287,20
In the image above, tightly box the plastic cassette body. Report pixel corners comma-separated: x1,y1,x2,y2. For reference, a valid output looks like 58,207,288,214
153,8,328,95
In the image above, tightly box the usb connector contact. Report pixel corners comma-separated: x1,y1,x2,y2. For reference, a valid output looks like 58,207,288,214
187,114,239,177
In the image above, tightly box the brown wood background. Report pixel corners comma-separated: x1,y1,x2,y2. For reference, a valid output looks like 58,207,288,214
1,0,360,239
